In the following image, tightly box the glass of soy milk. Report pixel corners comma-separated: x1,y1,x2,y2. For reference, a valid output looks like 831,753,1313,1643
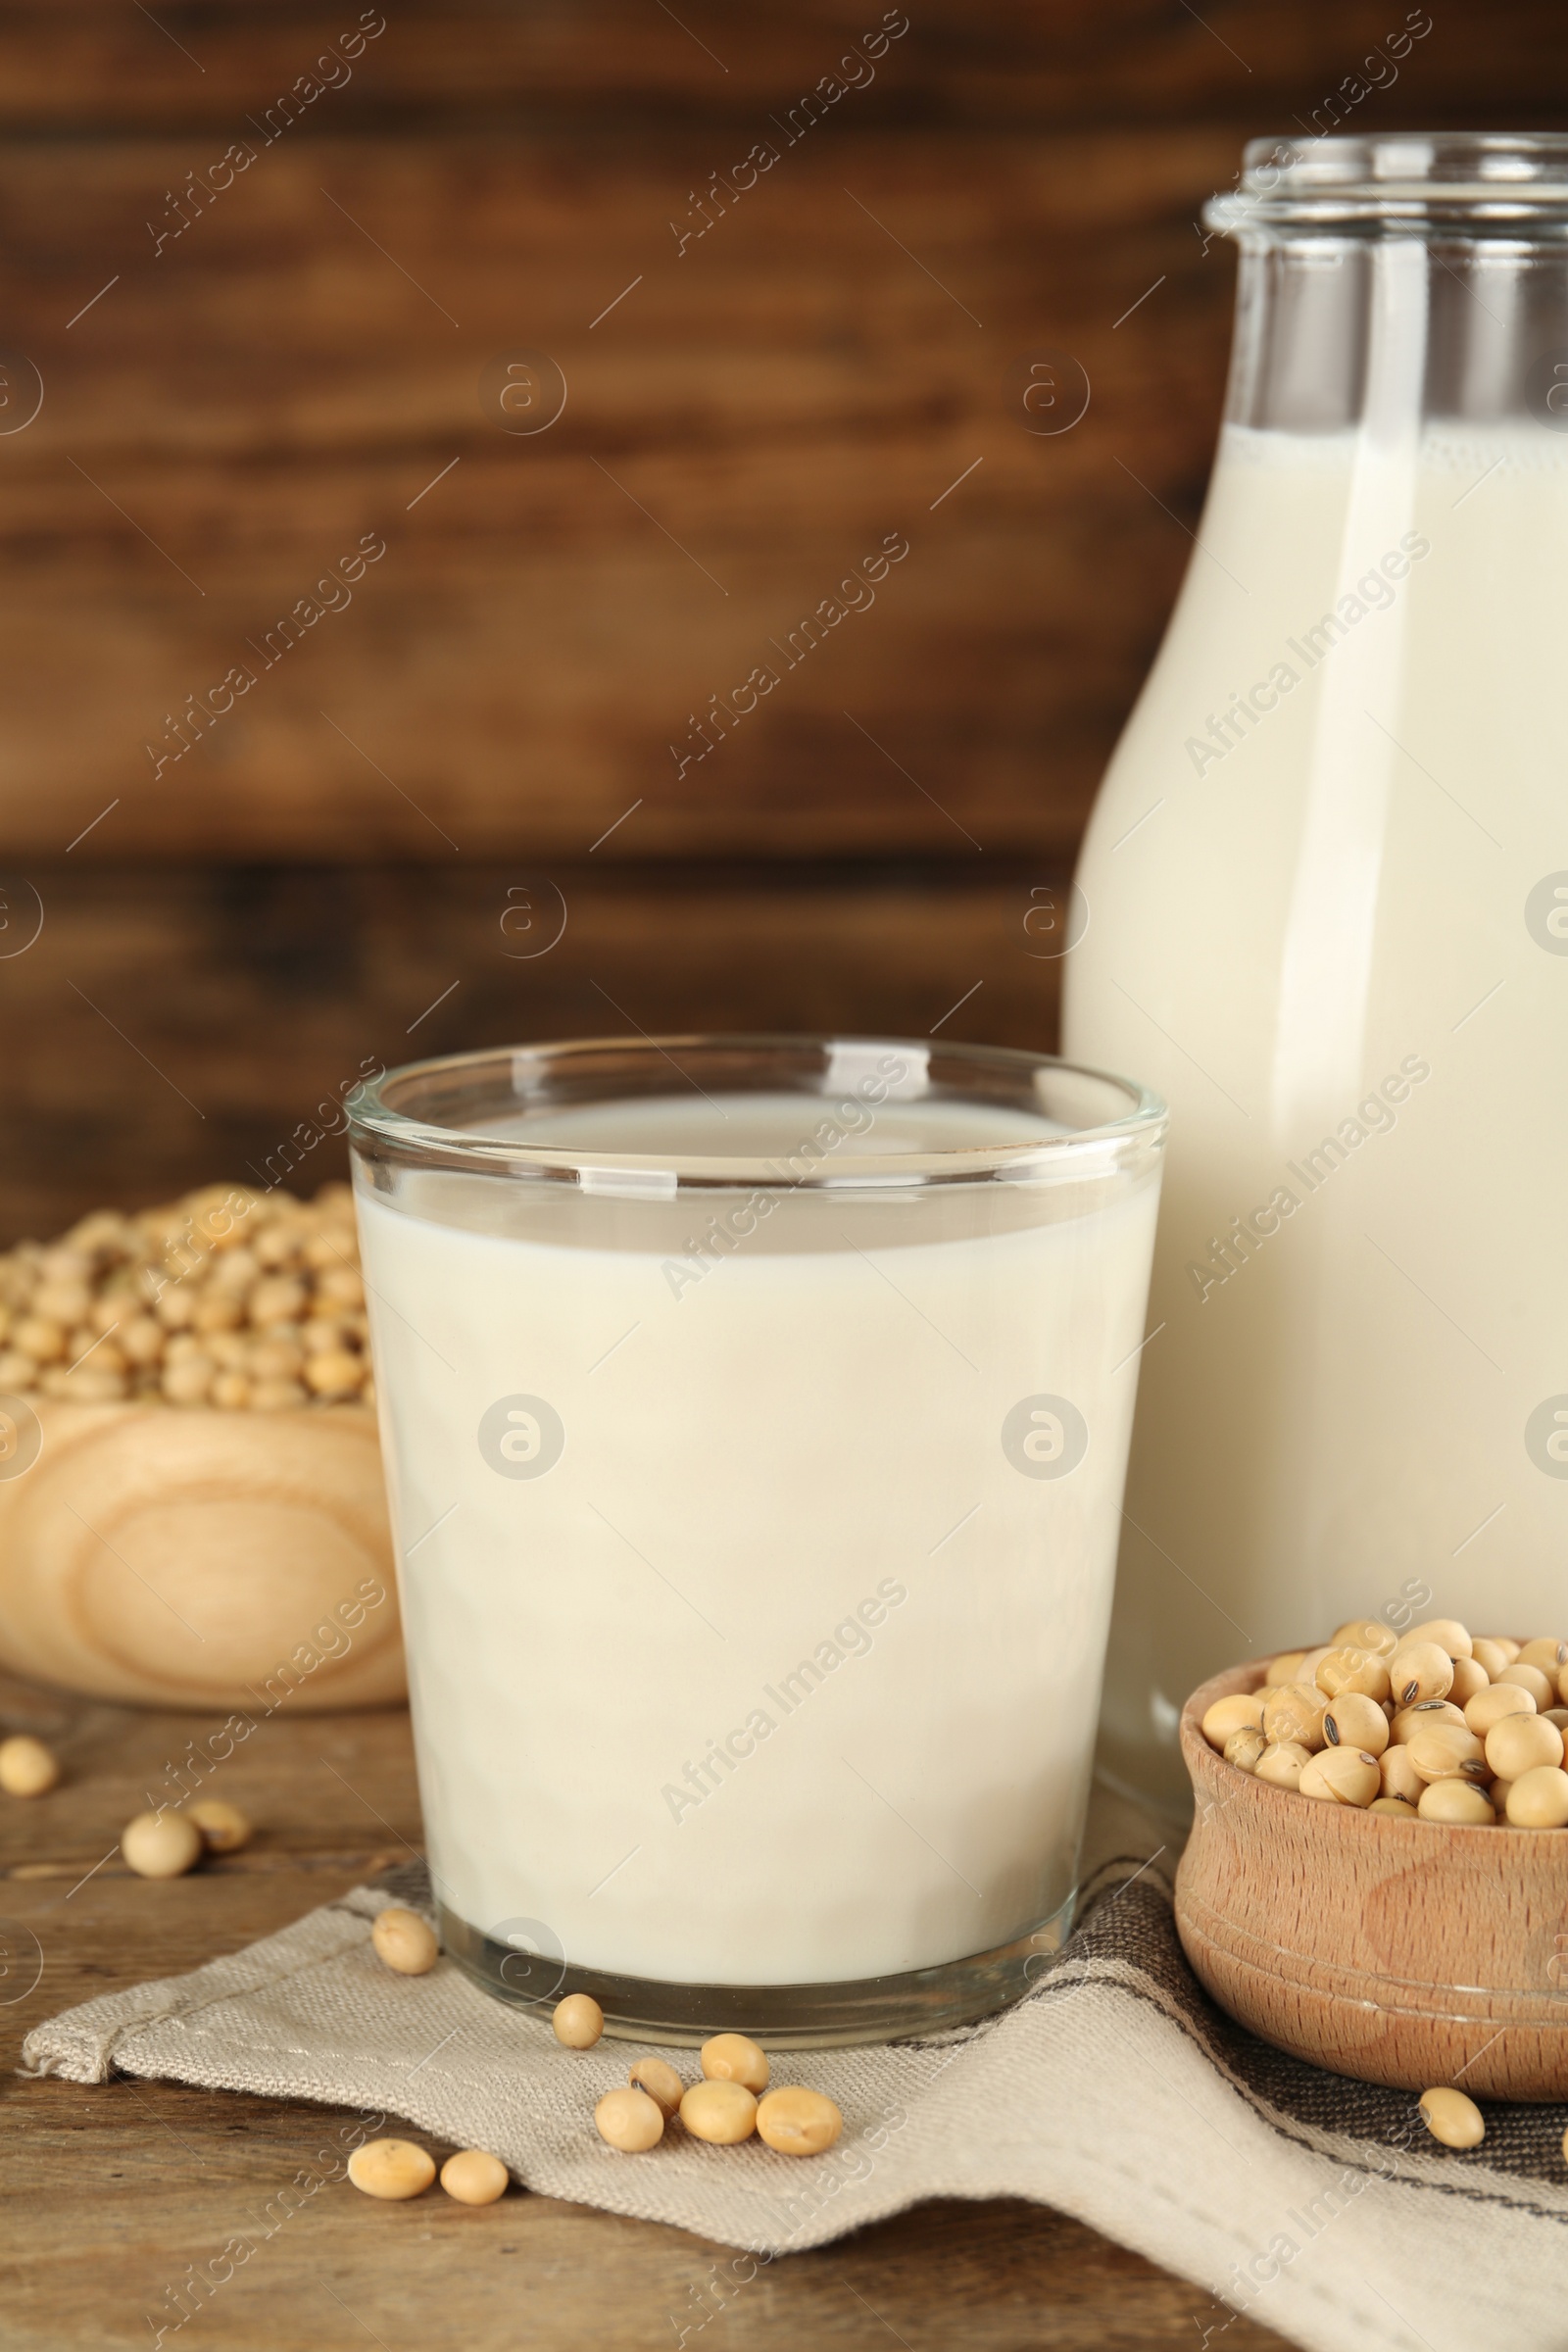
348,1037,1164,2042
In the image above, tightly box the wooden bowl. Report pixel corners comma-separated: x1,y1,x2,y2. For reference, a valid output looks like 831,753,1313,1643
1176,1659,1568,2099
0,1397,404,1712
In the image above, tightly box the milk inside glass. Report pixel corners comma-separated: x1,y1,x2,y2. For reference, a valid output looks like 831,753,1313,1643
355,1084,1161,1986
1065,418,1568,1810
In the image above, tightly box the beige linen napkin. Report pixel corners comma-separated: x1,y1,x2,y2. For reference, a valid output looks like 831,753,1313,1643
23,1790,1568,2352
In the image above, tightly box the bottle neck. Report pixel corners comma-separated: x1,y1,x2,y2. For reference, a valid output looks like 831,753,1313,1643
1223,235,1568,437
1210,115,1568,442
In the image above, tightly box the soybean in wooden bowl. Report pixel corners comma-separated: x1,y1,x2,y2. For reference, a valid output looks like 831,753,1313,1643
0,1182,402,1711
1176,1659,1568,2099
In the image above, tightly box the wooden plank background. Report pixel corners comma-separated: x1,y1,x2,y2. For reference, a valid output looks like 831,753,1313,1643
0,0,1564,1239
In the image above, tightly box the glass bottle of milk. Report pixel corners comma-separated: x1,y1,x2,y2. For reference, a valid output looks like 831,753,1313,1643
1065,134,1568,1814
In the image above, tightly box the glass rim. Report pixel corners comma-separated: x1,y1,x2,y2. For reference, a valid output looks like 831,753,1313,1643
1206,132,1568,237
346,1033,1167,1190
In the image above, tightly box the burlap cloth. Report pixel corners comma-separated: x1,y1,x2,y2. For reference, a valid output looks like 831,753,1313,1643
23,1787,1568,2352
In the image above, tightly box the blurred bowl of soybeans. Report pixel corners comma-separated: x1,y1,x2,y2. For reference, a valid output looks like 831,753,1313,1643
0,1182,403,1710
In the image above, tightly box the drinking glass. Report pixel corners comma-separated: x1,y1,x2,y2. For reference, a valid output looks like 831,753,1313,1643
349,1034,1165,2042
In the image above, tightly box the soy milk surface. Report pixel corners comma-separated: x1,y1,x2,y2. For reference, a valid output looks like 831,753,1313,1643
356,1090,1159,1984
1066,422,1568,1808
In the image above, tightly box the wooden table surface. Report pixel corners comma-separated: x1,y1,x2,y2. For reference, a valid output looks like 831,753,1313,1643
0,1669,1291,2351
